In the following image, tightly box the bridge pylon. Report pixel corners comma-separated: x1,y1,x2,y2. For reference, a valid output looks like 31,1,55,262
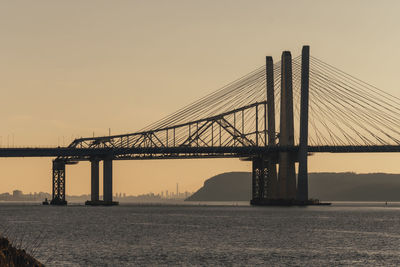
250,46,323,206
297,45,310,202
250,50,297,205
265,56,278,199
250,55,279,204
277,51,297,200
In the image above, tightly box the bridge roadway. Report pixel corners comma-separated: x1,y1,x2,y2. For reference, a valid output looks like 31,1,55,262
0,145,399,160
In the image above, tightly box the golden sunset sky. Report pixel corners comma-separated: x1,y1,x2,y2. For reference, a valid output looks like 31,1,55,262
1,0,400,196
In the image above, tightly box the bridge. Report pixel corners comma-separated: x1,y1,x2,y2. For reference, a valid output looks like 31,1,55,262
2,46,400,205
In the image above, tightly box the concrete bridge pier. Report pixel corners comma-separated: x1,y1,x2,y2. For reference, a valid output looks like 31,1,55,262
103,158,118,205
103,158,113,203
91,159,100,202
85,158,101,205
86,157,118,206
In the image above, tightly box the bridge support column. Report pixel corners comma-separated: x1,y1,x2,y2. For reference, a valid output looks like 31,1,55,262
297,45,310,202
103,158,112,202
90,159,100,202
102,158,118,205
251,156,283,204
266,56,278,200
251,157,266,204
278,51,297,200
50,160,67,205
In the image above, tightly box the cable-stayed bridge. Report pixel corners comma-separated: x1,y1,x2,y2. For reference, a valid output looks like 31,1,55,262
2,46,400,205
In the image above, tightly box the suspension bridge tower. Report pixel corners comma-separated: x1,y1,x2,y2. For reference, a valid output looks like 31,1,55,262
251,45,316,206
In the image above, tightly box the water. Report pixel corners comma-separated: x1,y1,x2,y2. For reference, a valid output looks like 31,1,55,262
1,202,400,266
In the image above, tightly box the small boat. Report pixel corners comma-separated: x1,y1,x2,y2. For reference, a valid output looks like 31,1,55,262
42,198,49,205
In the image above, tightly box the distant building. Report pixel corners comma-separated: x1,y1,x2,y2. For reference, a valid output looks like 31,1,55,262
0,192,11,201
13,190,23,199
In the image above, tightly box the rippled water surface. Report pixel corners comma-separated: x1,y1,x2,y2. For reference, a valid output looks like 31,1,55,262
1,202,400,266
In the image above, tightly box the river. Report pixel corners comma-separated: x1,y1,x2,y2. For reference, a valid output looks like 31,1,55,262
0,202,399,266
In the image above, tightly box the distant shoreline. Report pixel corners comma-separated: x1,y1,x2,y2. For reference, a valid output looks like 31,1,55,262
187,172,400,202
1,201,399,209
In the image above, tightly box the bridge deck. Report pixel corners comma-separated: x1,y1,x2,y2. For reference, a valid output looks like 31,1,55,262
0,146,399,160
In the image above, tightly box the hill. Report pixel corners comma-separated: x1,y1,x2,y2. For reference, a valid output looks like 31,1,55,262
186,172,400,201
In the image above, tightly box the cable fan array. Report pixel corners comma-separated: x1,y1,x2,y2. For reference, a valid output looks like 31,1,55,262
298,57,400,146
69,54,400,150
140,60,283,132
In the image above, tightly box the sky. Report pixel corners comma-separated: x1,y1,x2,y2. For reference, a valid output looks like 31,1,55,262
1,0,400,196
